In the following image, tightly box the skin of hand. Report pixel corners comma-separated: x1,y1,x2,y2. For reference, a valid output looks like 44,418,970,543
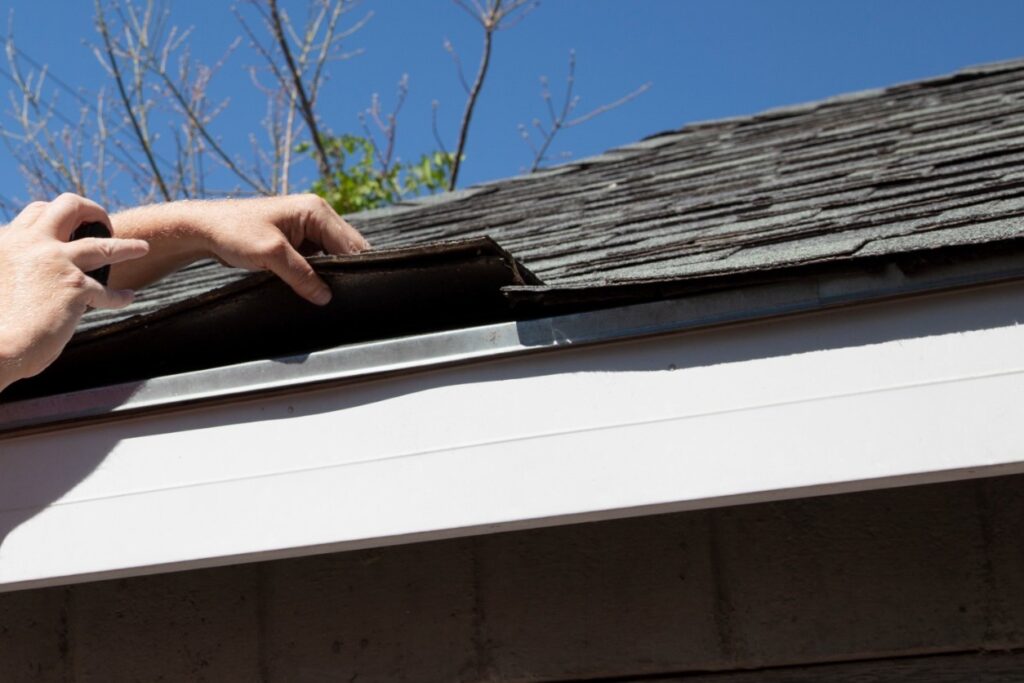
0,194,149,392
0,193,365,393
108,194,370,305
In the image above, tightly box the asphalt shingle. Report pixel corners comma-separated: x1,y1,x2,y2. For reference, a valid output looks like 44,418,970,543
82,58,1024,330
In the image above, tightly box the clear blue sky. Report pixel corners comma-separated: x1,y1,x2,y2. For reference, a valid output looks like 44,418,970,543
2,0,1024,207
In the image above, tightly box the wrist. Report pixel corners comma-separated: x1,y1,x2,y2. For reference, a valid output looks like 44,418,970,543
108,201,218,290
0,332,26,393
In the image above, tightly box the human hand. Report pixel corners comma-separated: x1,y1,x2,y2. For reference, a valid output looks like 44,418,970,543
201,194,369,305
0,194,149,390
110,194,369,305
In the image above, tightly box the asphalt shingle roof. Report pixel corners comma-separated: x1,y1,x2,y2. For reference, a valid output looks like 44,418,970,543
84,58,1024,330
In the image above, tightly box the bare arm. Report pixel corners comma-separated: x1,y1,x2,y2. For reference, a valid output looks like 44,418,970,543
109,194,369,304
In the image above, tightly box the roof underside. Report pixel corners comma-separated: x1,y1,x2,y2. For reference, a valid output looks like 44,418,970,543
30,57,1022,393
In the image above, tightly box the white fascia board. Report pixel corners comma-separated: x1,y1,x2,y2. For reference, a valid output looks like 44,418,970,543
2,280,1024,591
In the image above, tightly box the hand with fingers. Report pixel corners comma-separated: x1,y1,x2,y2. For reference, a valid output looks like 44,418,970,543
0,193,149,392
108,194,370,305
196,194,370,305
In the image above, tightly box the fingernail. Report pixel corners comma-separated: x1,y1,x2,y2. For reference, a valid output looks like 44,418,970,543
312,286,332,305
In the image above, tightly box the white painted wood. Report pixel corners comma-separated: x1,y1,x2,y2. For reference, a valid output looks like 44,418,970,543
3,282,1024,591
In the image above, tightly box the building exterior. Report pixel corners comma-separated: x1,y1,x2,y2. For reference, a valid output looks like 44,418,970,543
2,60,1024,681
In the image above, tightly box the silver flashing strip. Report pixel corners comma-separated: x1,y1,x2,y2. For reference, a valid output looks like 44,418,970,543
2,255,1024,437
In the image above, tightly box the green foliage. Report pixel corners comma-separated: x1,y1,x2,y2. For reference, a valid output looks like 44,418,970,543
299,135,456,214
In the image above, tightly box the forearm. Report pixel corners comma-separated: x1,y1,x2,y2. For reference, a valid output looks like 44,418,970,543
108,202,212,290
106,195,366,304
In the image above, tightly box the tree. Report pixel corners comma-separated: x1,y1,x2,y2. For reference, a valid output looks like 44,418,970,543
0,0,649,217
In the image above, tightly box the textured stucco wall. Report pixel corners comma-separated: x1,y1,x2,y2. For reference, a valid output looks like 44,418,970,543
1,474,1022,682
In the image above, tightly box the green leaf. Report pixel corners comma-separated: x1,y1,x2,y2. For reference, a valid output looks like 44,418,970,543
298,134,456,214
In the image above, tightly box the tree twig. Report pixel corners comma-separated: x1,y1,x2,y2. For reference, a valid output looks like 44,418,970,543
149,48,266,193
431,100,448,155
94,0,171,200
446,0,536,190
443,38,470,94
567,82,651,127
521,49,651,172
267,0,333,184
238,0,364,194
448,0,496,190
7,38,165,195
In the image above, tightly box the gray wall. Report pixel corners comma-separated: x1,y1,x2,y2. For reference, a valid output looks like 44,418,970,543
1,475,1022,682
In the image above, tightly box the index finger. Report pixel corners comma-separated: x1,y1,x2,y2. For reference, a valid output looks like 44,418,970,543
34,193,112,242
65,237,150,272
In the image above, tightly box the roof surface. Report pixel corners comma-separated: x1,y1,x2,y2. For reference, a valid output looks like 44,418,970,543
80,58,1024,325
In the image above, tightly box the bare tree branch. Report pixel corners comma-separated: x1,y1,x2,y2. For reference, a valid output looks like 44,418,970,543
443,37,470,94
148,43,265,193
520,50,651,172
447,20,489,191
239,0,366,194
234,4,292,193
567,82,651,127
431,99,448,156
267,0,333,184
362,74,407,173
309,1,368,104
2,22,149,202
3,0,647,213
96,0,269,197
5,39,158,194
446,0,536,190
491,0,538,31
94,0,171,200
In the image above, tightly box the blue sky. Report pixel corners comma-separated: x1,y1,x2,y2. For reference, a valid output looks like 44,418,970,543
2,0,1024,208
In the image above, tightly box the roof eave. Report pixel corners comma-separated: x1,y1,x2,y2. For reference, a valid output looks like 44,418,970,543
4,241,1024,437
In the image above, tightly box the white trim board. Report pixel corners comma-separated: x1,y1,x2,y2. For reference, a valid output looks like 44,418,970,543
2,281,1024,591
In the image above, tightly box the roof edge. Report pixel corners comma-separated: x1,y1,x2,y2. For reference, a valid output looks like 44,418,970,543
6,239,1024,437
